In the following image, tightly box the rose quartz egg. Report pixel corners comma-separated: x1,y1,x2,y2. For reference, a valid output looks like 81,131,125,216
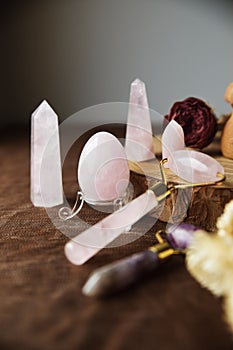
78,132,129,203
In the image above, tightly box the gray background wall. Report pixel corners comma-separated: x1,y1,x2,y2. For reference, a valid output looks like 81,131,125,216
1,0,233,128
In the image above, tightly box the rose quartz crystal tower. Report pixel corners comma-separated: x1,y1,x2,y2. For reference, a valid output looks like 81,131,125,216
31,100,63,207
125,79,154,161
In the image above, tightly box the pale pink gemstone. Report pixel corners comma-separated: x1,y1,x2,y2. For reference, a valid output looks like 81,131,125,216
125,79,154,161
64,190,158,265
31,100,63,207
78,132,129,203
162,120,185,168
171,150,224,183
162,119,224,183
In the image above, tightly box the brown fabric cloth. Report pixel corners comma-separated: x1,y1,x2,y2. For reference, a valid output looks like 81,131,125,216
0,128,233,350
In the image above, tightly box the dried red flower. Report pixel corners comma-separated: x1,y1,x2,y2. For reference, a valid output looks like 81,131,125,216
165,97,217,149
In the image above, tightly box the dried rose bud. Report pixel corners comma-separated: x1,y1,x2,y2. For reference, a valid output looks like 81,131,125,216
165,97,217,149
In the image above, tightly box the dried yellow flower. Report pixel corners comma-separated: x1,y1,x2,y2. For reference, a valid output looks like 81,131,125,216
224,293,233,333
217,200,233,238
186,200,233,333
186,230,233,297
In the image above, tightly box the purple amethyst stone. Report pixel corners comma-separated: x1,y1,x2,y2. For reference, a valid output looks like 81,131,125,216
167,223,200,250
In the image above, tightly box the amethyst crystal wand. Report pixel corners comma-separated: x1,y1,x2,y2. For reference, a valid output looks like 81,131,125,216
82,224,199,297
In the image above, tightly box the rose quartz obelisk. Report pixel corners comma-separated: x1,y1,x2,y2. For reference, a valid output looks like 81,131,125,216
125,79,154,161
31,100,63,207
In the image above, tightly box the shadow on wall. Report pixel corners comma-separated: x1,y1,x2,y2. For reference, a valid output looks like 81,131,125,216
1,0,233,129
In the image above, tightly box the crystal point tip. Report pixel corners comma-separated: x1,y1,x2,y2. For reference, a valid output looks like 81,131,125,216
82,272,102,297
125,78,154,161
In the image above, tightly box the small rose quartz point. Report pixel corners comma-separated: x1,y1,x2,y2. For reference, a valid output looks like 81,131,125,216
78,132,129,204
125,79,154,161
31,100,63,207
162,120,224,183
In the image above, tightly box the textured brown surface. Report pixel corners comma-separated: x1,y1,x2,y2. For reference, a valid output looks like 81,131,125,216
1,128,233,350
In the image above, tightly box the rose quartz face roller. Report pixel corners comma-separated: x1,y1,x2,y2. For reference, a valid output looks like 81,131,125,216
59,131,130,220
162,120,224,183
64,158,224,266
64,121,225,266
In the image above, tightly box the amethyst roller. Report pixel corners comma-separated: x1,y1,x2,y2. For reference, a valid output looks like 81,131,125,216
82,224,200,297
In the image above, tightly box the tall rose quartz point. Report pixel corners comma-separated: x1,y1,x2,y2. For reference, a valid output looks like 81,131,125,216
31,100,63,207
125,79,154,161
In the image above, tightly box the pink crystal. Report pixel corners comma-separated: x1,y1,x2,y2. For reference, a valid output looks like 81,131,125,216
125,79,154,161
162,120,224,183
65,190,158,265
162,120,185,168
171,150,224,183
31,100,63,207
78,132,129,203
